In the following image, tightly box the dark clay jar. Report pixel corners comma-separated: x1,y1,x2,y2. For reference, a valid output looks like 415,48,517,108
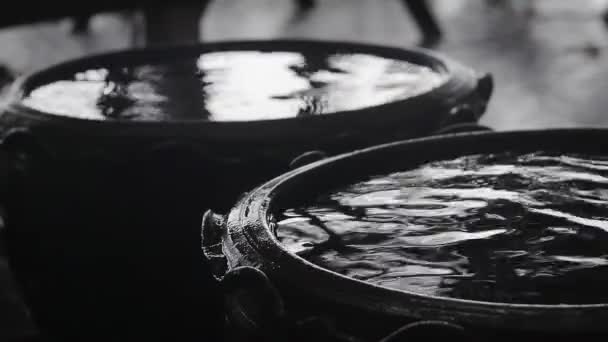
0,40,491,341
203,129,608,341
0,40,492,209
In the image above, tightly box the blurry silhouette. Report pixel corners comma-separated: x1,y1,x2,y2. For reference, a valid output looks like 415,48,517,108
297,0,316,12
65,1,443,48
152,61,210,120
401,0,442,47
68,2,211,45
291,0,442,48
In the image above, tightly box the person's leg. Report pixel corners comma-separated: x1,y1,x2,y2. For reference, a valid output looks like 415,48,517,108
401,0,442,47
143,1,211,46
296,0,315,11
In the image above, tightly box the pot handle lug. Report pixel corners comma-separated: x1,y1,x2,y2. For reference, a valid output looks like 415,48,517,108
442,72,494,127
378,320,466,341
0,128,42,340
201,210,229,280
202,210,226,246
221,266,287,341
289,150,328,170
476,72,494,104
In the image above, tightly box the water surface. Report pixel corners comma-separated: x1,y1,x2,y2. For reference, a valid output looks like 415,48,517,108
23,51,444,121
277,152,608,304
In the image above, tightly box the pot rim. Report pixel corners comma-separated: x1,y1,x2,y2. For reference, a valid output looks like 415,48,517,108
3,39,479,141
223,128,608,332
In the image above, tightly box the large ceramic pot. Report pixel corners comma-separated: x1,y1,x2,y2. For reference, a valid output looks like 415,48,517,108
0,40,492,341
203,128,608,341
0,40,492,210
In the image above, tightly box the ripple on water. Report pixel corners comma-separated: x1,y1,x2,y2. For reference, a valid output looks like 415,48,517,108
277,151,608,304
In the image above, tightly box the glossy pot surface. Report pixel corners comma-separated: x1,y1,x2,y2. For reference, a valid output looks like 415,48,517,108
203,129,608,339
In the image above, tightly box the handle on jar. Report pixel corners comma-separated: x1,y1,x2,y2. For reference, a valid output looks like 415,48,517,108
476,72,494,105
201,210,230,279
202,210,288,341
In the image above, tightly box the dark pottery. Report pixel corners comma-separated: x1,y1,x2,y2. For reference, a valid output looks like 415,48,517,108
0,40,491,341
0,40,492,211
203,128,608,341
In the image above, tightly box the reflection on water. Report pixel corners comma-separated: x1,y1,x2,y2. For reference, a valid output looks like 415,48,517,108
277,152,608,304
22,50,444,121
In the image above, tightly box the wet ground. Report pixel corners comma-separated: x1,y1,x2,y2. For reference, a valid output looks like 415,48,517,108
2,0,608,339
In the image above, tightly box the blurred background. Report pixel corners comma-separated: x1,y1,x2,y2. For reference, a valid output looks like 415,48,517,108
1,0,608,130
